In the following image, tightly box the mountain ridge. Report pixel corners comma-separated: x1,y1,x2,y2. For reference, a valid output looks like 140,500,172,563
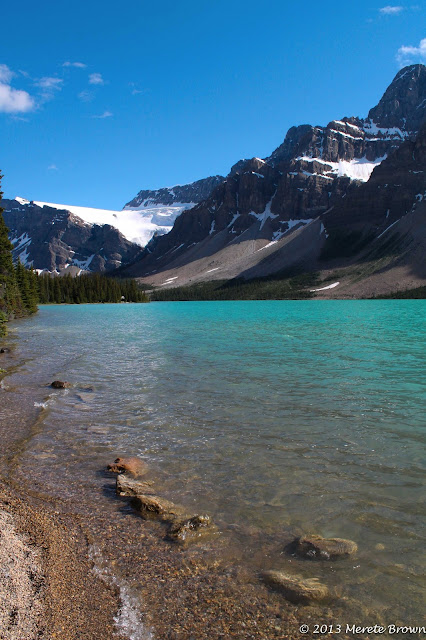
118,64,425,296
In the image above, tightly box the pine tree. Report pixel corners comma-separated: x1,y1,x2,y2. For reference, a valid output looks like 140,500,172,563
0,172,26,334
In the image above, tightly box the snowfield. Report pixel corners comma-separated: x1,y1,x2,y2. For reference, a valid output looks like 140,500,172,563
15,198,195,247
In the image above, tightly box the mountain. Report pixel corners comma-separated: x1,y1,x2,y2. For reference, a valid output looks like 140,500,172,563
0,176,225,273
1,199,142,273
118,64,425,296
123,175,225,209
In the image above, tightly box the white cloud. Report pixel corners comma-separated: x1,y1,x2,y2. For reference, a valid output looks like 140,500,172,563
397,37,426,65
35,77,63,90
48,164,58,170
89,72,104,85
0,64,14,83
0,64,35,113
63,61,86,68
379,5,404,13
92,110,113,118
0,83,35,113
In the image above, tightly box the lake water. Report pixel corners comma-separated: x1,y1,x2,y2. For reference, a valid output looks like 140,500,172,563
3,301,426,638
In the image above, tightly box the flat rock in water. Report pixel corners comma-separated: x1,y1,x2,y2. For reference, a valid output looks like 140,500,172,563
167,514,217,544
292,535,358,560
116,474,154,497
130,494,187,522
107,456,148,477
262,570,329,605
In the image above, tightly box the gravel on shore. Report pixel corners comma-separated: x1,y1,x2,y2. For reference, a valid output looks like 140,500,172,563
0,484,127,640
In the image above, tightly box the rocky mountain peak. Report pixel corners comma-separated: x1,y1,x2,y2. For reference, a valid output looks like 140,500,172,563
124,175,225,209
367,63,426,133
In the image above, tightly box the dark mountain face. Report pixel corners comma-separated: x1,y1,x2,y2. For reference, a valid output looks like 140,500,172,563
323,121,426,238
124,175,225,209
1,200,141,273
367,64,426,132
120,64,425,282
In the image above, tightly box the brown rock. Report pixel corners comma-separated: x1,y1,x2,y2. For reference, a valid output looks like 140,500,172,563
292,535,357,560
130,494,187,522
116,474,153,497
107,456,148,477
167,514,217,544
51,380,70,389
262,570,329,605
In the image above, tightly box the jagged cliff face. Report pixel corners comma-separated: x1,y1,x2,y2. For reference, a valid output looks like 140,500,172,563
120,64,425,283
124,175,225,209
323,121,426,236
1,200,141,273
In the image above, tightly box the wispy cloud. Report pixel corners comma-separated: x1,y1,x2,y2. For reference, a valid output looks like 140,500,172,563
34,76,63,103
35,77,63,90
92,110,113,119
379,5,404,13
63,61,86,68
0,64,35,114
89,72,104,85
78,89,94,102
0,63,14,83
397,37,426,66
129,82,144,95
48,164,58,170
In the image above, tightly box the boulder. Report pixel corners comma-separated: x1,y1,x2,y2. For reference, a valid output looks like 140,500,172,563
167,514,216,544
130,494,187,522
116,474,154,497
292,535,357,560
262,570,329,605
51,380,70,389
107,456,148,476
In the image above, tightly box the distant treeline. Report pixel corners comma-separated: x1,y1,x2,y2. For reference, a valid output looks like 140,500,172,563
151,272,319,301
372,286,426,299
37,272,149,304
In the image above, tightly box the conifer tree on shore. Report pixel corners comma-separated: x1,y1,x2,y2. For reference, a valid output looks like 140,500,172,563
0,173,26,335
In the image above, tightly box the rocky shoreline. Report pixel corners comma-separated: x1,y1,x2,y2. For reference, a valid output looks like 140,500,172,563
1,335,418,640
0,483,127,640
0,355,342,640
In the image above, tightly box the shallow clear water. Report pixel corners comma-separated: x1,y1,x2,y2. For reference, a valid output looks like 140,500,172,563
5,301,426,628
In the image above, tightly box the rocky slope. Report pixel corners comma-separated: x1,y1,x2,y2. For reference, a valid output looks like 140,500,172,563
119,64,425,293
124,175,225,209
1,199,142,273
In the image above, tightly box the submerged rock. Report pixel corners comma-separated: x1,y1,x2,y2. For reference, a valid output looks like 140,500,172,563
116,474,154,497
292,535,357,560
107,456,148,477
167,514,216,544
262,570,329,605
130,494,187,522
51,380,70,389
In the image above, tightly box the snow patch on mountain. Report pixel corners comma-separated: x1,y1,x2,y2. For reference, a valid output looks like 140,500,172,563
297,155,387,182
28,200,194,247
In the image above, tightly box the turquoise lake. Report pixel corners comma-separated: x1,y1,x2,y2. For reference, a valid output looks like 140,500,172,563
6,300,426,631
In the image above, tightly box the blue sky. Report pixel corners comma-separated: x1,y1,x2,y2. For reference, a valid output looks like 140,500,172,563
1,0,425,209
